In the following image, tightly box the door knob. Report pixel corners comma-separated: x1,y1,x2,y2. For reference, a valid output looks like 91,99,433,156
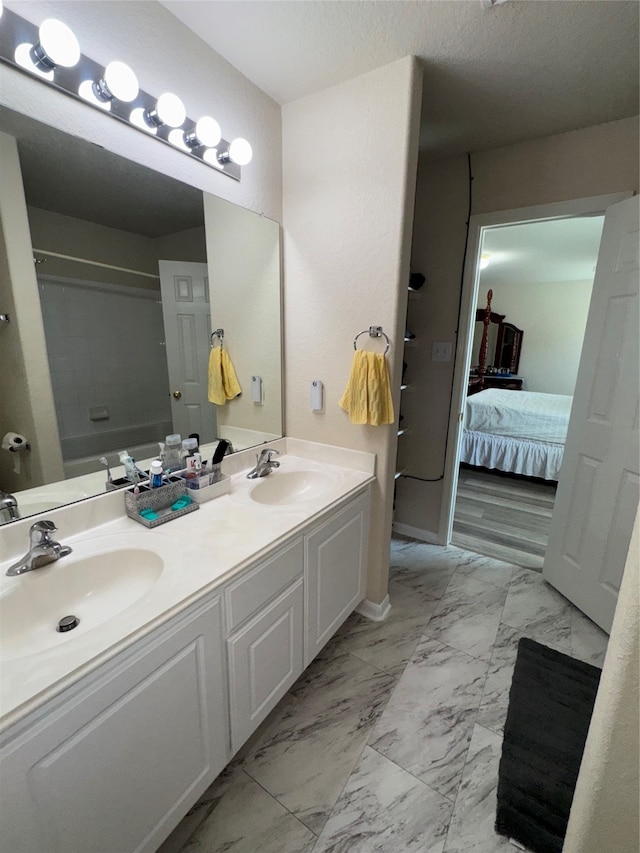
173,390,182,399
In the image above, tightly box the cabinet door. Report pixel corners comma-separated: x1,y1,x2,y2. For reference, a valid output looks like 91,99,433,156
305,490,370,664
0,596,228,853
227,579,303,753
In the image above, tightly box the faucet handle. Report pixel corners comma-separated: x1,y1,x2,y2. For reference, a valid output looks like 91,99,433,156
30,519,57,545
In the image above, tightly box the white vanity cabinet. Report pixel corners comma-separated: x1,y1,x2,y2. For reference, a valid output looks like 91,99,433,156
225,538,304,752
0,594,228,853
305,490,370,664
0,481,373,853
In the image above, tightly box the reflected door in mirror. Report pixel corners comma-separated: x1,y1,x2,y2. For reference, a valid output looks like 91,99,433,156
159,261,217,444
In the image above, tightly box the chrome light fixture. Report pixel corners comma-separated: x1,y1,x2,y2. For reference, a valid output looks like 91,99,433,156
218,138,253,166
30,19,80,71
93,61,139,103
184,116,222,149
0,7,250,181
144,92,186,128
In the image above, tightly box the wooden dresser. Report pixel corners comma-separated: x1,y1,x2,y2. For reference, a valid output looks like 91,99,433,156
468,375,524,395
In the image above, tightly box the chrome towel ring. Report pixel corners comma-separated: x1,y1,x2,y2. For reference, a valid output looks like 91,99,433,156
353,325,390,354
210,328,224,348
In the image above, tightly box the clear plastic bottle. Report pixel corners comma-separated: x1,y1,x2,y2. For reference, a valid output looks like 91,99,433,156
164,434,182,471
149,459,163,488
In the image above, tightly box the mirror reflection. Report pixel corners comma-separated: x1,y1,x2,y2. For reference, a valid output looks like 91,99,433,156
0,108,282,523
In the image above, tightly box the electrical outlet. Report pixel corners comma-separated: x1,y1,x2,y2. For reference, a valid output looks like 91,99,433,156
432,341,453,362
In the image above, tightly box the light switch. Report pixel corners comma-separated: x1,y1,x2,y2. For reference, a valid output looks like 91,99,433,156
432,341,453,362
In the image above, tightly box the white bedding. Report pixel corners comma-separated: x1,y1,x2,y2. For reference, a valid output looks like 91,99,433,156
461,389,573,480
465,389,573,445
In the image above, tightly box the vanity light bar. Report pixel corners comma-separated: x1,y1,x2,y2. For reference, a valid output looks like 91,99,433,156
0,7,250,182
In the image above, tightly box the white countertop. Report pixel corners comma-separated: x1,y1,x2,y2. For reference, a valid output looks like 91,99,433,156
0,439,375,734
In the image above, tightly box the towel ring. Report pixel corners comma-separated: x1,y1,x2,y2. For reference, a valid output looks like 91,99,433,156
354,326,390,355
210,328,224,348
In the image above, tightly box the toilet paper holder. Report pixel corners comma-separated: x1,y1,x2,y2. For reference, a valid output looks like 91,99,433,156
2,433,31,453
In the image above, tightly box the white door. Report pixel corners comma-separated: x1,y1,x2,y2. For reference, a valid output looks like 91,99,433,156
543,196,639,633
159,260,217,444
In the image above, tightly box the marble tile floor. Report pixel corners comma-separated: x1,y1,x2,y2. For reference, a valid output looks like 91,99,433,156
158,536,608,853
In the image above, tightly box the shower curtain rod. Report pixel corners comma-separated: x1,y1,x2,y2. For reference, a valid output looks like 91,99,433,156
32,249,160,280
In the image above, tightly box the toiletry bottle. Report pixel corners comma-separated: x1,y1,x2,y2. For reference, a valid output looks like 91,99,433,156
165,434,182,471
182,437,198,471
149,460,163,488
119,450,139,483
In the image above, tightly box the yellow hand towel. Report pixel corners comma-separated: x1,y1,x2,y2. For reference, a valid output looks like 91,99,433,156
208,347,242,405
338,350,394,425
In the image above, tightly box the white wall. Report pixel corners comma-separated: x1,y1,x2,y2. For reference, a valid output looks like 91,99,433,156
395,116,639,539
28,206,161,289
204,195,282,441
0,133,64,492
27,207,207,288
563,509,639,853
1,1,281,221
282,56,423,605
475,280,594,395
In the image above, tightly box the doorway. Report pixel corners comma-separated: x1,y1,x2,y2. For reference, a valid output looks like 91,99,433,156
439,193,632,560
450,213,604,569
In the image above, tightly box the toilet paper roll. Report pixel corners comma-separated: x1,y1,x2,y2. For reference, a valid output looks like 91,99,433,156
2,432,29,452
2,432,29,475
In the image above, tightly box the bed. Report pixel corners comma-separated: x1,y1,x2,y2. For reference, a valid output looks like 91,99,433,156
461,388,573,480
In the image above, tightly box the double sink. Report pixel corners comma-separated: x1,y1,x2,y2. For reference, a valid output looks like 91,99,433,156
0,464,335,665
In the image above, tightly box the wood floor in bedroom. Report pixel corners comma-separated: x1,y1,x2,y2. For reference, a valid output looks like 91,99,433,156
452,465,557,571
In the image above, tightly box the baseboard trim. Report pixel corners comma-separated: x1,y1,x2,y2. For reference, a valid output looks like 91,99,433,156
356,595,391,622
392,522,445,546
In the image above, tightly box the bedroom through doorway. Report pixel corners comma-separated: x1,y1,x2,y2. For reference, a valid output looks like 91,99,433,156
450,214,605,570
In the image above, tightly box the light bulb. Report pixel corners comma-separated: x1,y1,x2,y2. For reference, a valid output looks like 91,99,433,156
168,129,190,152
184,116,221,149
145,92,186,128
228,138,252,165
130,107,156,134
31,19,80,70
15,42,54,80
94,61,139,103
203,149,224,169
78,80,111,110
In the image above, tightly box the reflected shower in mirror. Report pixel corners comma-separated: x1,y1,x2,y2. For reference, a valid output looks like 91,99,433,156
0,107,282,523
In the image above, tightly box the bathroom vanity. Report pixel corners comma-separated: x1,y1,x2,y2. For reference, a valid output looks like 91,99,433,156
0,440,374,853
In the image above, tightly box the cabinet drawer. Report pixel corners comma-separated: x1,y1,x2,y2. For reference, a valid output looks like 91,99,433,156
225,537,303,631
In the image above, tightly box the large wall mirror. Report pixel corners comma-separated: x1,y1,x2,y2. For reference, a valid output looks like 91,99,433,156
0,106,282,523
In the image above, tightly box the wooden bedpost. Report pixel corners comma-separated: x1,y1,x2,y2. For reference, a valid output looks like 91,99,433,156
478,289,493,390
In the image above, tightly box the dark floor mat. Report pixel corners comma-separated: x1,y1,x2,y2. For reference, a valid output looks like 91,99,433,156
496,637,601,853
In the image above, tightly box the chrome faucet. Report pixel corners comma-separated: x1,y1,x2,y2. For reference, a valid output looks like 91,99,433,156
246,448,281,479
6,520,73,576
0,490,20,523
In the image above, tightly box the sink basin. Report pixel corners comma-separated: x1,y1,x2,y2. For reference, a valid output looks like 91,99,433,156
0,534,168,661
250,470,333,505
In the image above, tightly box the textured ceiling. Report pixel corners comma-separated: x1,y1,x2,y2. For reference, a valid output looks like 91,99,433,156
161,0,639,159
480,216,605,288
